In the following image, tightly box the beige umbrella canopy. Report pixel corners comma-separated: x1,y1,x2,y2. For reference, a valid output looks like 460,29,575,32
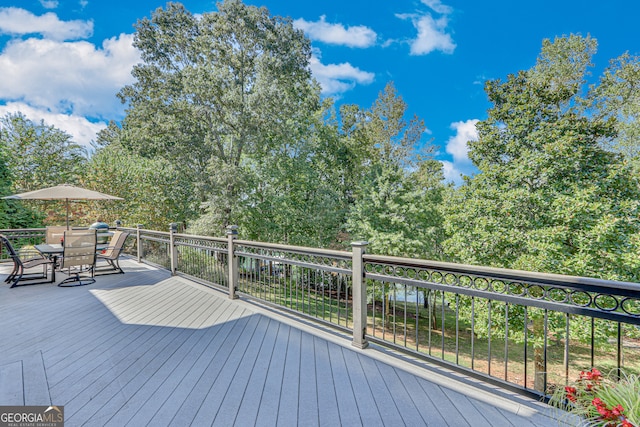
3,184,123,229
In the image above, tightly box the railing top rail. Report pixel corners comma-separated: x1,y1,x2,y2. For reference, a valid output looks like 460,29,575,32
175,233,226,244
235,239,351,260
364,253,640,294
122,227,227,244
115,226,139,234
122,227,170,238
0,228,46,232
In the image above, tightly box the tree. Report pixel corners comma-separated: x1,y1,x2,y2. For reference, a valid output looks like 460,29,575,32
236,101,349,247
345,82,446,259
592,52,640,168
98,117,207,228
442,35,640,391
0,145,42,228
94,121,200,229
0,112,87,226
444,35,640,281
112,0,321,234
0,112,88,192
82,144,198,230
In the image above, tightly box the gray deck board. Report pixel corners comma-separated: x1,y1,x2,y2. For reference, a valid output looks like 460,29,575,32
254,322,289,427
394,369,449,426
21,351,51,406
0,360,23,405
277,327,303,426
298,333,320,427
314,338,341,427
191,314,267,425
441,386,501,426
211,317,275,426
468,398,519,427
340,348,385,426
375,361,427,426
124,304,242,427
413,371,483,427
145,308,250,426
232,319,280,427
0,258,571,426
358,355,405,423
326,343,363,427
170,314,259,426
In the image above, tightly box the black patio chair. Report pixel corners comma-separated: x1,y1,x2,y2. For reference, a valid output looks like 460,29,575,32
1,234,55,288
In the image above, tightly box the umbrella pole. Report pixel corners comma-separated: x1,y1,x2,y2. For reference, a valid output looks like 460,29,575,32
66,198,70,230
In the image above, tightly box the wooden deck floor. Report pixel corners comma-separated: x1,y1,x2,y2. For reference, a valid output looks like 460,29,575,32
0,258,575,426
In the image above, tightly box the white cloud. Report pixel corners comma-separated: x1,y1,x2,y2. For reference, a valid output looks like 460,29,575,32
0,7,93,41
440,119,479,185
0,8,139,146
309,55,375,95
446,119,478,163
395,0,455,56
398,13,456,55
0,102,107,148
0,33,140,119
39,1,59,9
420,0,453,14
293,15,376,48
440,160,465,186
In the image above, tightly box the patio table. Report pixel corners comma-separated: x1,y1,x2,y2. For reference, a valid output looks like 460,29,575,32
34,243,63,282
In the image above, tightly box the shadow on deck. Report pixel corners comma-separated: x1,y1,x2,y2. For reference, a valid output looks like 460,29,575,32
0,258,576,426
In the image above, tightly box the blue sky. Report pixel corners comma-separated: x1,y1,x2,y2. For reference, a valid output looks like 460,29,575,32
0,0,638,184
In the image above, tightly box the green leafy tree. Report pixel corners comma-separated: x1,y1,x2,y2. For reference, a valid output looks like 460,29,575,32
593,52,640,167
445,35,640,280
345,82,446,259
0,112,87,225
443,35,640,391
239,102,349,247
82,144,198,230
0,145,42,228
113,0,320,235
0,112,87,192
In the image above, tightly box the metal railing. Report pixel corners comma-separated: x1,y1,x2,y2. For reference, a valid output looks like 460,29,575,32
122,224,640,399
0,228,47,260
362,254,640,397
234,239,355,332
0,226,121,260
5,223,639,400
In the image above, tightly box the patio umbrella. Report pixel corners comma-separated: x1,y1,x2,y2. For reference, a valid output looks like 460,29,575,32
2,184,124,229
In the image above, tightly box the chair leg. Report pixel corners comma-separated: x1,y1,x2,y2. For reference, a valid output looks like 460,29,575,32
9,266,22,288
5,262,19,283
9,265,55,288
95,257,125,275
58,267,95,287
111,258,123,274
